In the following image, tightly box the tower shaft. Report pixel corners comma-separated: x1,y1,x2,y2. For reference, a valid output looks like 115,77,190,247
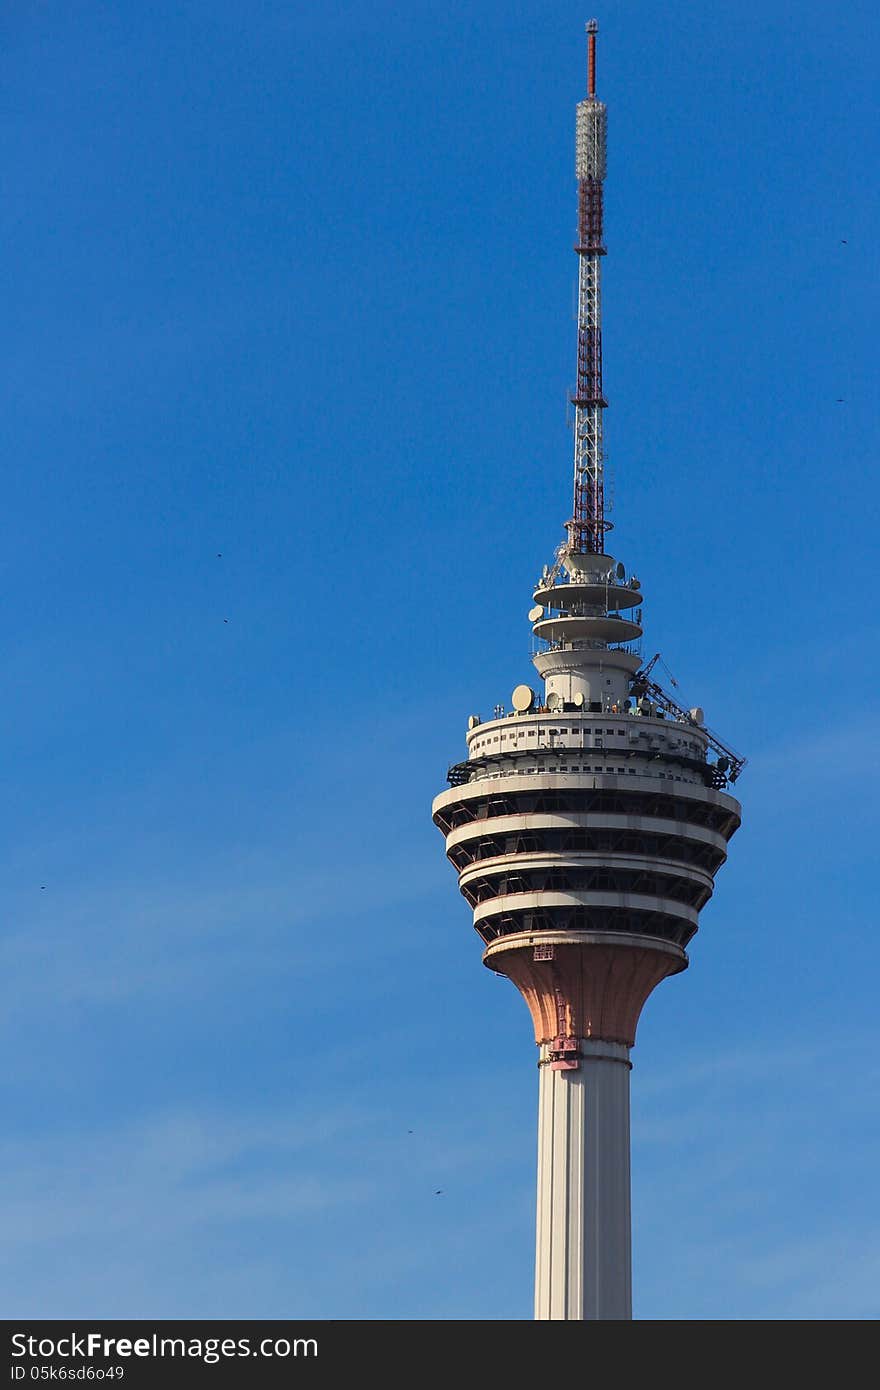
536,1041,631,1320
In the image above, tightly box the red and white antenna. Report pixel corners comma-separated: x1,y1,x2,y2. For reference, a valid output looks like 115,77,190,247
568,19,609,556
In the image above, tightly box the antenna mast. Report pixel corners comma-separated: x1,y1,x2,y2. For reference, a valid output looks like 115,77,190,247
569,19,609,555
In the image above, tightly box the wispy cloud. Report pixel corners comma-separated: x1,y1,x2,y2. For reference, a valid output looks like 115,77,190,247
0,1107,372,1247
744,712,880,798
632,1033,880,1318
0,843,446,1021
0,1103,387,1317
736,1234,880,1320
0,1087,534,1319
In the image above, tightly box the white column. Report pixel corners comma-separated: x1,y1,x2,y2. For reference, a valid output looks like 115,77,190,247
534,1039,632,1320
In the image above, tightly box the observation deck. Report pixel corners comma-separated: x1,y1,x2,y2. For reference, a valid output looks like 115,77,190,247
432,551,742,1048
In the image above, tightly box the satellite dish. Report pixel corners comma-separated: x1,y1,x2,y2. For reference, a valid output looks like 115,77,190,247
511,684,535,713
546,691,561,711
623,698,633,711
716,756,730,773
639,697,652,714
528,605,544,623
573,691,585,707
689,706,705,726
616,561,625,580
468,714,481,730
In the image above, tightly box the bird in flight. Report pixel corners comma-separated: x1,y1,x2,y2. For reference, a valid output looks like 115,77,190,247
840,239,848,244
434,1189,444,1196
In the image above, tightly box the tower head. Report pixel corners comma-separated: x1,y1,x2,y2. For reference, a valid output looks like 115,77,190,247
433,21,744,1064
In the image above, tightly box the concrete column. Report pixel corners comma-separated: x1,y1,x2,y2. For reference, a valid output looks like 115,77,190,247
534,1039,632,1320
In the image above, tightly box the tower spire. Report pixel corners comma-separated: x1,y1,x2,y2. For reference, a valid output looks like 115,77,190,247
569,19,608,556
587,14,597,96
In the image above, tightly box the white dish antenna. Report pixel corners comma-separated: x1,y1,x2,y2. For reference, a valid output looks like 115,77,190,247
468,714,481,730
573,691,585,707
546,691,562,711
511,684,535,713
528,605,544,622
689,707,705,726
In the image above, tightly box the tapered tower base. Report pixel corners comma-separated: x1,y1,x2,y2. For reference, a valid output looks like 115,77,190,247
535,1040,632,1320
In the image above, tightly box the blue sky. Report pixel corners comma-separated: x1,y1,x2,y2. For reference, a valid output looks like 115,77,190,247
1,0,877,1319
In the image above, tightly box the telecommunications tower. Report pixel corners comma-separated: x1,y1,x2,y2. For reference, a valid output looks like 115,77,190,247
432,22,744,1321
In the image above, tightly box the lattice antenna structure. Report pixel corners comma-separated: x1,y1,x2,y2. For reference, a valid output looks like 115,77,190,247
569,19,609,556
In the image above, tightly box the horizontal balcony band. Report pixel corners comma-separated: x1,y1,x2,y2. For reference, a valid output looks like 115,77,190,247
532,581,642,611
434,781,741,839
457,849,716,884
444,812,729,855
472,890,699,929
460,866,711,911
445,817,728,874
434,772,741,819
482,927,687,966
448,749,717,789
533,614,642,644
458,854,714,897
478,907,696,950
450,844,725,879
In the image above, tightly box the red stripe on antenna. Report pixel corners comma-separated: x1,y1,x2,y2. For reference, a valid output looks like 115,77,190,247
587,19,598,98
